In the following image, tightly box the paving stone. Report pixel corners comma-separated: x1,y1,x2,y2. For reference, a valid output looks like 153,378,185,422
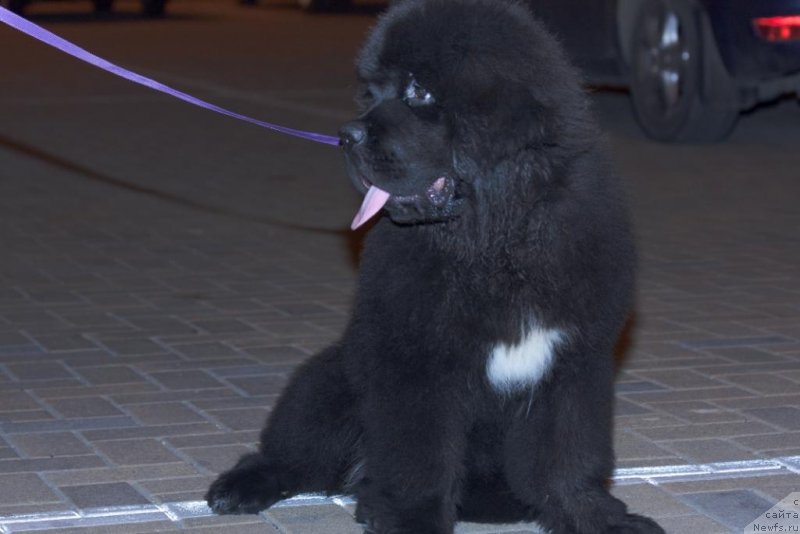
661,438,759,463
680,489,774,530
26,333,99,352
124,402,207,425
660,473,800,496
695,360,800,377
613,398,652,416
91,439,182,466
110,389,236,406
190,319,256,335
628,369,728,390
9,432,92,458
32,384,158,400
41,520,181,533
620,386,755,403
714,393,800,410
165,431,258,450
139,358,257,373
52,350,119,367
267,504,362,534
166,342,242,359
0,391,42,412
5,361,75,381
60,481,152,508
652,400,746,424
0,472,62,505
223,375,288,397
615,380,667,394
73,365,149,385
82,422,220,442
43,464,200,486
0,409,55,425
0,502,77,519
745,406,800,431
203,407,270,432
210,364,295,378
0,415,139,434
0,455,106,474
46,397,124,418
635,420,778,441
681,336,794,350
611,483,697,518
653,514,729,533
706,346,789,363
0,331,33,348
52,310,129,328
613,431,678,461
732,432,800,453
96,337,168,356
242,345,312,364
0,446,19,460
137,475,212,495
179,444,253,474
122,317,197,336
149,370,225,391
722,372,799,395
180,515,280,532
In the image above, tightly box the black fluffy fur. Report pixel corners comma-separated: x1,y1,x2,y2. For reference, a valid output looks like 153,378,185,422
206,1,664,532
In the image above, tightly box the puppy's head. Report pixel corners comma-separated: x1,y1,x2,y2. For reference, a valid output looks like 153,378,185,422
341,69,458,229
341,0,593,230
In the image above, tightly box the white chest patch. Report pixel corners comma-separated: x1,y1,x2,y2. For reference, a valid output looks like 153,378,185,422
486,326,564,393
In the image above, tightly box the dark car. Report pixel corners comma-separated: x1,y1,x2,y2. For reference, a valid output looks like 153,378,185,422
528,0,800,141
1,0,168,17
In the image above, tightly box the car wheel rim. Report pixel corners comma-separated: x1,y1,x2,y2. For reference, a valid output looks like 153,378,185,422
636,5,691,116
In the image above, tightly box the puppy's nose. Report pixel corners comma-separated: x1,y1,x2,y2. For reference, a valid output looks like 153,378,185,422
339,121,367,147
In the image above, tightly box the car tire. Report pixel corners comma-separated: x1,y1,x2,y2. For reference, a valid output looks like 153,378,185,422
93,0,113,13
4,0,27,14
629,0,739,142
141,0,166,17
297,0,351,12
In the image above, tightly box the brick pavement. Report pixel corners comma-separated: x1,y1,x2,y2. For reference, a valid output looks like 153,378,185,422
1,7,800,531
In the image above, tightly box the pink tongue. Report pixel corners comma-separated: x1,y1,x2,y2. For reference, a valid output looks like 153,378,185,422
351,185,391,230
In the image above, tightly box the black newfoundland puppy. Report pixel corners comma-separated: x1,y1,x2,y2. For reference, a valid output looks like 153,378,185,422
207,1,664,532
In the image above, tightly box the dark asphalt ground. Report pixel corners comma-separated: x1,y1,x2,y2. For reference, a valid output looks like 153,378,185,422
1,1,799,532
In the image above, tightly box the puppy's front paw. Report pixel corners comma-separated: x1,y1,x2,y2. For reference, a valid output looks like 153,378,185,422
205,454,284,515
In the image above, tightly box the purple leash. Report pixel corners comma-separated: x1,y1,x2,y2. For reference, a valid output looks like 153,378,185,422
0,6,341,147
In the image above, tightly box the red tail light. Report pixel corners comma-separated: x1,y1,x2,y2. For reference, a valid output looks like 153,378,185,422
753,15,800,42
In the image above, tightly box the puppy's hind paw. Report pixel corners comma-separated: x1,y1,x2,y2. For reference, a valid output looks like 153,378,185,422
608,513,665,534
205,454,285,515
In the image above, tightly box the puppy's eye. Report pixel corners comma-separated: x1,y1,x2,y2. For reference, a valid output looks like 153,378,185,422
356,85,376,109
403,78,435,107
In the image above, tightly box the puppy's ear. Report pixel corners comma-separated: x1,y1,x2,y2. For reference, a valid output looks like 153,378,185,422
451,84,553,181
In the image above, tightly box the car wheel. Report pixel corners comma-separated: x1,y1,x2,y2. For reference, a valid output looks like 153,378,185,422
141,0,165,17
4,0,27,14
93,0,113,13
629,0,738,142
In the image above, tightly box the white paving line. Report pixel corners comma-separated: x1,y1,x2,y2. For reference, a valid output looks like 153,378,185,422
1,456,797,531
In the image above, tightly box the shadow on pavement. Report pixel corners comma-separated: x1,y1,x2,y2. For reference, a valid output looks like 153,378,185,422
0,132,355,239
